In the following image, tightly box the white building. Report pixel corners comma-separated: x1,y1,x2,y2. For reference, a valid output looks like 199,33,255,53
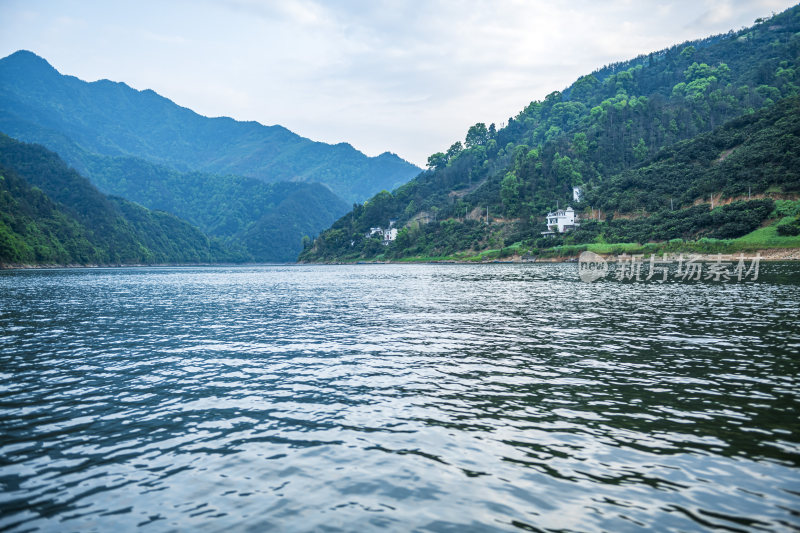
383,228,398,244
367,225,399,245
544,206,579,234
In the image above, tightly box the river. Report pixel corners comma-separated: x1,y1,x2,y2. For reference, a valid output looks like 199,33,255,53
1,263,798,531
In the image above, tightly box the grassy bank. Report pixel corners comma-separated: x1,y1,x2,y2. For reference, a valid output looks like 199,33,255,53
331,220,800,264
302,201,800,264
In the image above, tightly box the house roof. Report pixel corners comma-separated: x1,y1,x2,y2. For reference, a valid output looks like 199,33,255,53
546,206,575,217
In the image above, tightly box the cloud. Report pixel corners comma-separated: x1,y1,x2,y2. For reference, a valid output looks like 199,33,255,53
1,0,797,166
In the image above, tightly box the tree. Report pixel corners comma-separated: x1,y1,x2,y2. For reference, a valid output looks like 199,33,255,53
633,138,648,161
446,141,463,161
572,133,588,158
552,153,582,185
500,172,522,215
685,62,713,81
570,74,600,101
427,152,447,171
465,123,489,148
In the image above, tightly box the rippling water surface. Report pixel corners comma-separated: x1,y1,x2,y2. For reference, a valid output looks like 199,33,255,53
1,264,799,532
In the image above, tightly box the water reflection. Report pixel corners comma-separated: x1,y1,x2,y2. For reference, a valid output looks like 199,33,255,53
0,264,798,531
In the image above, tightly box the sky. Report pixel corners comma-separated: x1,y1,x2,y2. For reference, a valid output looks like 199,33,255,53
0,0,796,167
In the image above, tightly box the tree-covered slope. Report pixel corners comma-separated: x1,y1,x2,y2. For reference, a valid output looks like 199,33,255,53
589,96,800,214
72,152,349,262
0,50,420,204
301,6,800,262
240,183,353,262
0,134,237,266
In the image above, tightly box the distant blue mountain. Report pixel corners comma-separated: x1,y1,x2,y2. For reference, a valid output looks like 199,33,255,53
0,50,420,204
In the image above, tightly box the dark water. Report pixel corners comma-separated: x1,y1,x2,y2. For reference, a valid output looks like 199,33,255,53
1,264,799,532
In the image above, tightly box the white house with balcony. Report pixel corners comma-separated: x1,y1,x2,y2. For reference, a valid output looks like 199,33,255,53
542,206,579,235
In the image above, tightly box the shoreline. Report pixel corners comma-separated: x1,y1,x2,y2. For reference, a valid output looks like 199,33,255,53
3,248,800,270
306,247,800,265
0,261,292,271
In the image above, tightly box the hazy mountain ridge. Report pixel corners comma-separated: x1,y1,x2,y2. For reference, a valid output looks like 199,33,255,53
0,50,420,204
0,50,370,261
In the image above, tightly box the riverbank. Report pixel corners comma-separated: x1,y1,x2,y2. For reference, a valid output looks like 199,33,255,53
4,247,800,269
306,245,800,265
0,261,290,270
305,226,800,264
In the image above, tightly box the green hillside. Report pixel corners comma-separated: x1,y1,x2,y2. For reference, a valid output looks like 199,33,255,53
300,7,800,262
0,134,238,266
75,153,349,262
0,51,420,204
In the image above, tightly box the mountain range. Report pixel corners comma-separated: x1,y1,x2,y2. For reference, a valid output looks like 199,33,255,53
3,6,800,267
0,50,419,204
0,50,420,263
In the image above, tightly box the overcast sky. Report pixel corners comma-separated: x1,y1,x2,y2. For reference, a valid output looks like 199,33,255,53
0,0,796,166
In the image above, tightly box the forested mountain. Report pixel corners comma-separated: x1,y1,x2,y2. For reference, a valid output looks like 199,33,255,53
557,97,800,245
0,50,420,204
75,153,349,262
0,50,368,261
0,135,237,266
301,6,800,262
589,96,800,214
